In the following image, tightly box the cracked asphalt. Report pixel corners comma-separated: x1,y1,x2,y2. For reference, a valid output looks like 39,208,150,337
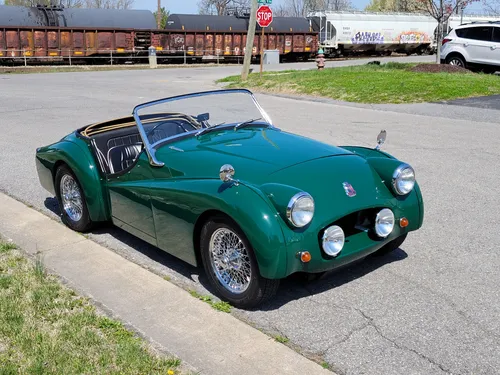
1,58,499,375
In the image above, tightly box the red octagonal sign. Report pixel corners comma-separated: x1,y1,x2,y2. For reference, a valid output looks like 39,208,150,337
257,5,273,28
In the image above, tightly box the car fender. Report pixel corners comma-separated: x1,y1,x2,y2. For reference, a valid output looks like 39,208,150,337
148,178,289,279
36,134,109,223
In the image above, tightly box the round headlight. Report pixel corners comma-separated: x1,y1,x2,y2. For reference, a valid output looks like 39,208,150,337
287,192,314,227
392,164,415,195
375,208,394,238
322,225,345,257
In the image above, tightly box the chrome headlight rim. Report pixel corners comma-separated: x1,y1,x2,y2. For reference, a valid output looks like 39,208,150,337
286,192,315,228
392,163,415,196
375,208,395,238
322,225,345,257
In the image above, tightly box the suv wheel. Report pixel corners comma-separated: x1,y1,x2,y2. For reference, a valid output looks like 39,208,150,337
446,55,466,68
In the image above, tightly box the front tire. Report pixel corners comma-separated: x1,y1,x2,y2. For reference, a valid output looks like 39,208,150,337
55,165,92,232
200,217,280,308
373,233,407,256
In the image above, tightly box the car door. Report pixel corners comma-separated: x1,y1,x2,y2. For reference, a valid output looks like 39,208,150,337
461,26,494,65
106,149,165,247
489,26,500,67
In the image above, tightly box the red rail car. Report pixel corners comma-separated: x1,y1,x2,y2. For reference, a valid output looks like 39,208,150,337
153,29,318,62
0,26,318,64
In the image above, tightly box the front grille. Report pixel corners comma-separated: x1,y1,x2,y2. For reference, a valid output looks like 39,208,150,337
318,208,385,257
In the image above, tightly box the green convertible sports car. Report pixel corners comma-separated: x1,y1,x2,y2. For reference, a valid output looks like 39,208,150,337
35,89,424,308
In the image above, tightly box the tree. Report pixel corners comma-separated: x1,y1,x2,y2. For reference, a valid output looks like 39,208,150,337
483,0,500,14
83,0,134,8
154,6,169,28
198,0,250,15
4,0,84,5
416,0,477,62
365,0,421,12
3,0,133,7
275,0,352,17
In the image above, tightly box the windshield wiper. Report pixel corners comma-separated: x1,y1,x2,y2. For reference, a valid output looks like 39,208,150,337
195,122,226,137
234,118,263,131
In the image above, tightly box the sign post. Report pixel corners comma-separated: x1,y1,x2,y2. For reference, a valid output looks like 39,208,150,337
256,5,273,77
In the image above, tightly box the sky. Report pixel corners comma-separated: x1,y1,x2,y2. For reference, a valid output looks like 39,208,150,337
135,0,486,15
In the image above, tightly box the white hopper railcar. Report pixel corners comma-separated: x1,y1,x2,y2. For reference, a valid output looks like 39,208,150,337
308,11,500,57
308,11,437,56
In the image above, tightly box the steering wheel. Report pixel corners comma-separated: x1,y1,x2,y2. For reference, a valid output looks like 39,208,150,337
146,119,196,139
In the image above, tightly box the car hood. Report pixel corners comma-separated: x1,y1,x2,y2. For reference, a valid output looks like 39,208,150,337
156,126,354,180
264,154,397,225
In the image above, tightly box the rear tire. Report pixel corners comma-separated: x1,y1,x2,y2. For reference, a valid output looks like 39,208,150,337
446,55,466,68
373,234,408,257
54,165,92,232
200,216,280,309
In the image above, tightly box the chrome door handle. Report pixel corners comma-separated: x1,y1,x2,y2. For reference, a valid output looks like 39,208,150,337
491,46,497,50
464,43,469,47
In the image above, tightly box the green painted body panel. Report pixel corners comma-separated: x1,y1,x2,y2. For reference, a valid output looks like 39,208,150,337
35,124,424,280
35,132,110,223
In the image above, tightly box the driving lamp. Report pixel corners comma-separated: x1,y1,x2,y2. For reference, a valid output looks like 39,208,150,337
322,225,345,257
375,208,395,238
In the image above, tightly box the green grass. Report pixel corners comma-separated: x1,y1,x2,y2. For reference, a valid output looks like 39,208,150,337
188,290,232,313
0,240,181,374
273,335,289,344
218,62,500,104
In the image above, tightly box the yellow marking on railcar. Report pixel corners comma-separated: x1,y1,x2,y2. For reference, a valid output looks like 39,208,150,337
49,52,58,56
74,51,83,55
117,48,125,53
156,47,163,51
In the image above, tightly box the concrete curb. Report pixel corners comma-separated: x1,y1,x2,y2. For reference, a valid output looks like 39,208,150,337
0,192,332,375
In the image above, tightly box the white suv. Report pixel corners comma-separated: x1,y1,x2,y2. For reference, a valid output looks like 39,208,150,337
441,22,500,72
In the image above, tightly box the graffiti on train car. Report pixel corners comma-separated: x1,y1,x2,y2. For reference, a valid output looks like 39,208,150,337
351,31,385,44
397,31,430,44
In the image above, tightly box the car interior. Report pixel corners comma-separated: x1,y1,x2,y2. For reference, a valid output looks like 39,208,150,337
79,114,200,175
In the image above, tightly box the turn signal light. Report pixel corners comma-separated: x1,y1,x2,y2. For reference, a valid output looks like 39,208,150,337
400,217,409,228
299,251,311,263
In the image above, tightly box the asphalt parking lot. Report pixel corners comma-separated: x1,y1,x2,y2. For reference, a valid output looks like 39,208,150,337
1,58,499,375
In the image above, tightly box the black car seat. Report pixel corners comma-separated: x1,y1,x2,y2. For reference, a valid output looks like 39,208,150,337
107,144,143,174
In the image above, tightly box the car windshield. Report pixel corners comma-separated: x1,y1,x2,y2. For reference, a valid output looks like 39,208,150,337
133,89,272,147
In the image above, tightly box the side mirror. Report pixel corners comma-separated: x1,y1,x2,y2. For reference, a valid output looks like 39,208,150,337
375,130,386,150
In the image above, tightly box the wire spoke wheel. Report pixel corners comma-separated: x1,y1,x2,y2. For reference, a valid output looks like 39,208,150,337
60,174,83,222
209,228,251,294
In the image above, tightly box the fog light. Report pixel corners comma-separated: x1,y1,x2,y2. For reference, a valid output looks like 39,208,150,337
322,225,344,257
375,208,394,238
400,217,409,228
299,251,311,263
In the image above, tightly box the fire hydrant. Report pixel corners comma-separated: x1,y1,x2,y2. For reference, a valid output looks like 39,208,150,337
316,49,325,70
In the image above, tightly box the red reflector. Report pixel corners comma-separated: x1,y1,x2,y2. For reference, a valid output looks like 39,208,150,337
442,38,452,45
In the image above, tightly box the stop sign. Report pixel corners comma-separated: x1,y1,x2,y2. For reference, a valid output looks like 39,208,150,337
256,5,273,28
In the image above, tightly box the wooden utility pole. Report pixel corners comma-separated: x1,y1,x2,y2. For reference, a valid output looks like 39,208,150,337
157,0,162,29
241,0,258,81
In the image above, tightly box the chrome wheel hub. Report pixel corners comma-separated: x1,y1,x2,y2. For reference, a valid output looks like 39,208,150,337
209,228,251,294
450,59,463,66
60,174,83,222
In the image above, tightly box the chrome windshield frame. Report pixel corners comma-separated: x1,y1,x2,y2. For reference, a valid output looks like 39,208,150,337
132,89,273,168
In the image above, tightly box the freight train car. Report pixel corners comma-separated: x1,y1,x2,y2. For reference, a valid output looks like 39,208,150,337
308,11,500,57
308,11,437,56
0,5,318,64
0,4,156,62
155,13,317,62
